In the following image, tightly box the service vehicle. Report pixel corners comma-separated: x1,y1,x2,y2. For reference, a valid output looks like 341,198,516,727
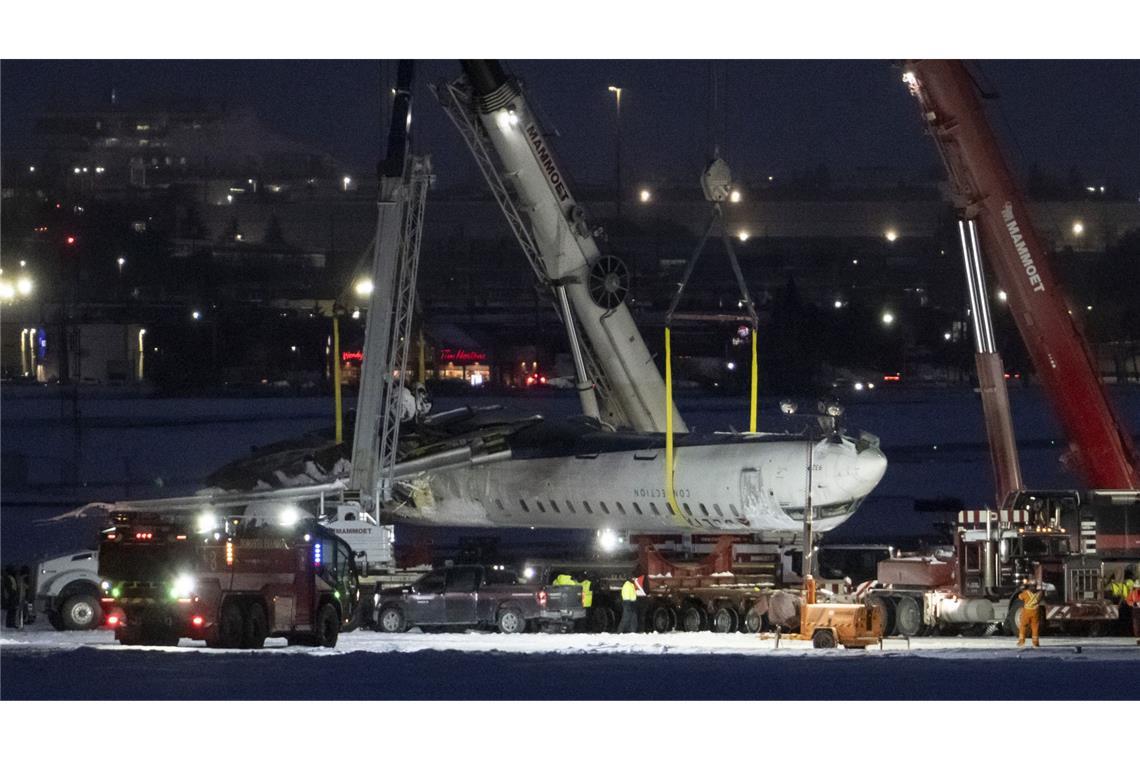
373,563,585,634
98,510,360,648
31,549,103,630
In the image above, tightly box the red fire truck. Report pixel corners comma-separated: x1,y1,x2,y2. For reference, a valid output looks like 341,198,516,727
98,511,360,648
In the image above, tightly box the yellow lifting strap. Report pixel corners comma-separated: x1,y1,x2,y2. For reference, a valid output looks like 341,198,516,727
664,327,682,520
750,329,758,433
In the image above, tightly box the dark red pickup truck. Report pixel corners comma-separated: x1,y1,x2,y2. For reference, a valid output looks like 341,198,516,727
372,564,585,633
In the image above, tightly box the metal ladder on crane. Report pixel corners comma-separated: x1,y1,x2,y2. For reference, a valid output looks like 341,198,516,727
432,79,626,429
349,156,432,516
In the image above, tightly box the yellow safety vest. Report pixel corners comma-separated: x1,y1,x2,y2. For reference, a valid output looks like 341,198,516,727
1019,590,1042,611
552,574,575,586
580,580,592,608
621,580,637,602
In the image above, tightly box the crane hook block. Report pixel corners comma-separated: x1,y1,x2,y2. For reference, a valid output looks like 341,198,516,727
701,157,733,203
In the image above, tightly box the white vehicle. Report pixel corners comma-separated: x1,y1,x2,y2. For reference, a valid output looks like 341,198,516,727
33,550,104,630
317,502,395,573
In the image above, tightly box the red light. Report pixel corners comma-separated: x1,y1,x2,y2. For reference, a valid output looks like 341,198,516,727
107,615,120,627
539,376,547,384
525,376,536,386
883,374,901,382
537,590,548,607
66,236,76,245
191,615,205,627
134,531,153,540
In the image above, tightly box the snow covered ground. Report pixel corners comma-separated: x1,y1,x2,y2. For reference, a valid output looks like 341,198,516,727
4,624,1138,699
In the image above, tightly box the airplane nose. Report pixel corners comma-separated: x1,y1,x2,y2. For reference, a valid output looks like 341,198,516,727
853,445,887,489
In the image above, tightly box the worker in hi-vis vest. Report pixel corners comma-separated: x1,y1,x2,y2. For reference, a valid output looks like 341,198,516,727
619,576,639,633
1126,575,1140,646
1016,579,1044,648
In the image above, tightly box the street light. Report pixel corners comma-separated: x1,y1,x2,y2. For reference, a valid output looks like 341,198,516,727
737,230,750,242
729,189,742,204
881,311,895,326
639,188,652,203
354,278,374,297
117,256,126,272
1072,221,1084,236
834,300,843,309
342,176,352,192
884,228,899,242
192,310,201,321
608,85,623,219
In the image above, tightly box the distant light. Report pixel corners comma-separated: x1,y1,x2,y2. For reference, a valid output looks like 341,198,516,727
1086,305,1093,311
342,176,352,191
290,345,298,352
607,85,621,94
95,166,105,174
851,258,859,265
737,230,750,242
28,166,35,173
1072,221,1084,236
0,282,14,300
73,167,81,175
226,194,233,204
191,310,201,320
279,506,299,527
881,311,895,326
729,189,742,204
523,566,536,580
16,276,33,296
234,233,243,241
354,279,374,297
117,256,126,267
1086,186,1096,193
726,361,736,371
767,175,774,182
997,289,1008,302
867,382,875,390
884,228,899,242
854,381,865,391
834,300,843,309
639,188,652,203
351,309,361,320
943,331,952,341
19,260,26,268
1099,186,1105,194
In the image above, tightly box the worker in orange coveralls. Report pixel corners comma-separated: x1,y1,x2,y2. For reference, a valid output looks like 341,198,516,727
1016,579,1044,648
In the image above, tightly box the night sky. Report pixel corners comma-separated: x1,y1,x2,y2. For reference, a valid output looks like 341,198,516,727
3,59,1139,190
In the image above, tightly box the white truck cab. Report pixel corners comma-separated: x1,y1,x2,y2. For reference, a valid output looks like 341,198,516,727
317,502,395,574
33,550,104,630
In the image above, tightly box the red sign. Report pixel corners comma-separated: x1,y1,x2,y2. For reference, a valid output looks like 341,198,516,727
342,350,363,363
438,348,487,363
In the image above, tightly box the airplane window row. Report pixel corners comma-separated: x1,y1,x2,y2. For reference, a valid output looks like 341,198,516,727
492,497,742,527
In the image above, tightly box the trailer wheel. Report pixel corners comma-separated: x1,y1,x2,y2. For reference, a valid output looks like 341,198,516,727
812,628,837,649
894,595,923,638
377,605,406,634
60,593,102,631
210,599,245,648
314,603,340,648
243,603,268,649
866,595,896,637
744,608,764,634
680,603,707,632
712,606,738,634
497,606,526,634
648,604,676,633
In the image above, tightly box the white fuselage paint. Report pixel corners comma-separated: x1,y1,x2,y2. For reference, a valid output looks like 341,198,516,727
390,436,887,534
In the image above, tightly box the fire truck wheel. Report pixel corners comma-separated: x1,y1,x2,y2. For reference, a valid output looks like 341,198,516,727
586,606,613,633
377,606,406,634
315,603,340,648
712,606,738,634
243,603,268,649
211,600,245,648
811,628,837,649
744,608,764,634
497,606,526,634
60,593,102,631
893,595,923,638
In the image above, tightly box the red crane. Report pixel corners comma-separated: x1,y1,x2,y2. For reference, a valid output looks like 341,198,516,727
902,59,1139,489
